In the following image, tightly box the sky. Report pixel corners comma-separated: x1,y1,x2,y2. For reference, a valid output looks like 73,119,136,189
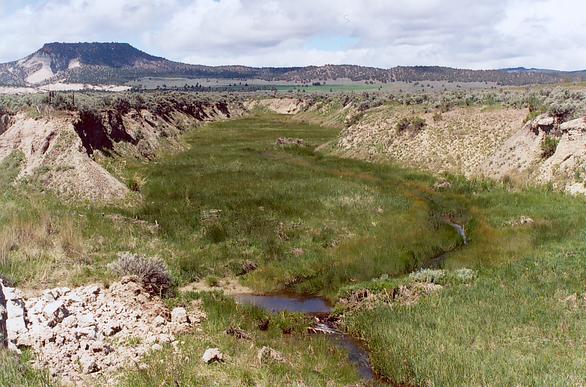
0,0,585,70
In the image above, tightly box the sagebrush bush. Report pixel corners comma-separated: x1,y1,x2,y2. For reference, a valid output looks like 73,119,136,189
396,116,427,133
451,268,477,284
409,269,446,284
108,252,173,296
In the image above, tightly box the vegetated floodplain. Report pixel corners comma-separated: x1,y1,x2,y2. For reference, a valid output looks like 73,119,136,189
121,113,464,295
120,113,586,385
2,112,586,384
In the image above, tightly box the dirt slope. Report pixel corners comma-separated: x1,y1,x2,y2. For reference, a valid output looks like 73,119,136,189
334,105,528,176
327,102,586,194
485,115,586,193
0,100,245,201
0,113,128,201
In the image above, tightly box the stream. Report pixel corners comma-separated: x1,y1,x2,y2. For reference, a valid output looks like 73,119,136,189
234,223,468,382
424,222,467,269
234,294,376,381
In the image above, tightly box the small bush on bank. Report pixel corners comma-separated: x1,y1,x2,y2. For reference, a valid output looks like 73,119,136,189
409,269,446,284
541,136,559,159
396,116,427,133
108,252,173,297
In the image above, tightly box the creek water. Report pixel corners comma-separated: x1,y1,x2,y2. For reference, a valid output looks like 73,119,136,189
234,294,376,381
424,222,468,269
233,223,468,382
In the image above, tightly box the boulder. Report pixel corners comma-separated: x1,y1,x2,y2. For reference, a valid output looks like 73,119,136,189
6,316,27,336
80,353,99,374
171,307,189,325
202,348,223,364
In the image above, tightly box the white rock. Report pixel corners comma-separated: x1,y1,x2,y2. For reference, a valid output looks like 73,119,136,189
75,327,97,340
77,313,96,328
44,300,69,327
62,315,78,328
6,316,27,336
158,334,173,344
171,307,189,324
16,331,35,347
30,323,54,344
257,346,285,364
2,287,22,301
6,299,25,318
64,293,83,305
80,354,99,374
28,300,46,315
103,321,122,337
202,348,223,364
153,315,166,327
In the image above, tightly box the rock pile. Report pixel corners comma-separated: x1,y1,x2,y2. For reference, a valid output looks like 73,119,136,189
0,276,205,385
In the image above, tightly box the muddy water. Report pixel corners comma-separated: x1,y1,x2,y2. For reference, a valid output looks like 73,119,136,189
234,294,376,381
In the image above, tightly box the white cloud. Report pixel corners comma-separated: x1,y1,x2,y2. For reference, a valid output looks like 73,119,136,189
0,0,585,70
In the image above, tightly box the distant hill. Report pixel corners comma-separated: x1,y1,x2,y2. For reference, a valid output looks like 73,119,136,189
0,42,585,86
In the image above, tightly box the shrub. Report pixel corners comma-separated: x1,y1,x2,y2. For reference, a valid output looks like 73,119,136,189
396,117,411,132
409,269,446,284
108,252,173,297
451,268,477,284
205,275,220,287
127,173,148,192
541,136,559,159
112,97,132,115
432,112,443,122
548,103,575,122
396,116,427,133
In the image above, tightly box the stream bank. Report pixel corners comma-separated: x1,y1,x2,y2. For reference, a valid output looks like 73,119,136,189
234,294,377,382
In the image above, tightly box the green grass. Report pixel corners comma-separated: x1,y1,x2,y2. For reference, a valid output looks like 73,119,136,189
120,113,464,295
0,349,54,386
3,112,586,385
122,292,362,386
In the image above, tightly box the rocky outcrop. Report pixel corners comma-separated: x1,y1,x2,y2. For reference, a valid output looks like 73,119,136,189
1,276,205,385
0,113,14,135
0,280,8,348
484,115,586,194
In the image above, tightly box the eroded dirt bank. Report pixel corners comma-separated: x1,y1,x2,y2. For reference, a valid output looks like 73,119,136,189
0,97,246,201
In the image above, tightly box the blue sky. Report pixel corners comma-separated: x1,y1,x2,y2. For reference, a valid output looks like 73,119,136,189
0,0,585,70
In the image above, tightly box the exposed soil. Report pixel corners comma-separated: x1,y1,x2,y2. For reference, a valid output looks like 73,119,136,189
0,100,246,201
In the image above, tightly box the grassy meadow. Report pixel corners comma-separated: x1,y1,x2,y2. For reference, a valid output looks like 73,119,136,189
2,111,586,385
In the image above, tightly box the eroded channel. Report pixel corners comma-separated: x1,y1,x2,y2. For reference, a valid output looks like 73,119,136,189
234,294,376,381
